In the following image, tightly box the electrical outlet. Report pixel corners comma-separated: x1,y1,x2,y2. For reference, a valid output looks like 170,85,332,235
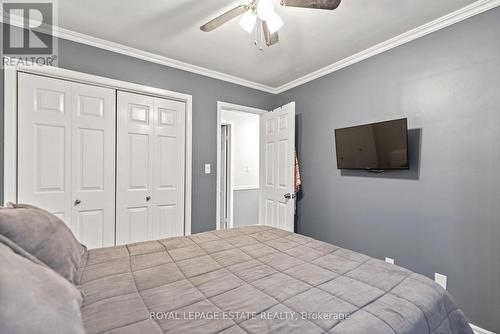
435,273,447,290
204,164,211,174
385,257,395,264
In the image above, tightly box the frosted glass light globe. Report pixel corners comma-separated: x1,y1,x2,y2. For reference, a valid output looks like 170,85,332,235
239,10,257,33
257,0,274,20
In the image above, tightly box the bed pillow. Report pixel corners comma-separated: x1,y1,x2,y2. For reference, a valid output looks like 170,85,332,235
0,203,86,284
0,235,85,334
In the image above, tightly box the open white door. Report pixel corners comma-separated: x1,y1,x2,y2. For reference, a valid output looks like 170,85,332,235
259,102,295,232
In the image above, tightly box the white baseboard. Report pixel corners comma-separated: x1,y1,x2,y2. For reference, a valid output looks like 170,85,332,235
471,323,496,334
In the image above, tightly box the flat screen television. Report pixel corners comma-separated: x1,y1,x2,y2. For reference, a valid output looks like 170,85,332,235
334,118,409,170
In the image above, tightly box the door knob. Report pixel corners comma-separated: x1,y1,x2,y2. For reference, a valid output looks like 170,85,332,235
146,196,151,202
74,199,81,206
284,193,296,200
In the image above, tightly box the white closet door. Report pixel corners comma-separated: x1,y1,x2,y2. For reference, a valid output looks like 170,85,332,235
71,83,116,248
18,74,116,248
116,91,186,245
152,97,186,239
116,92,155,244
18,73,72,224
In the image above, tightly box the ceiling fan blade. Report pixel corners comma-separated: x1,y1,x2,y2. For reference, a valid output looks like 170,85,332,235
200,5,248,32
280,0,341,10
262,21,279,47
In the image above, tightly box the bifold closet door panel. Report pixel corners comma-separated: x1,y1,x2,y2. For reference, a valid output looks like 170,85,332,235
152,97,186,239
116,91,186,245
18,73,73,224
71,83,116,249
116,92,155,245
17,73,116,248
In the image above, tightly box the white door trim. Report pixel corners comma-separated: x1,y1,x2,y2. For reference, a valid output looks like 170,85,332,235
216,102,267,230
3,64,193,235
220,123,232,230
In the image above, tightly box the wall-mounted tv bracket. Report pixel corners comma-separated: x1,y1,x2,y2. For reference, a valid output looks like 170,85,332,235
364,168,386,173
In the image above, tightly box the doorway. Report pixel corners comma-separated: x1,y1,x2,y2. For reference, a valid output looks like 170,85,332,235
216,101,296,232
216,102,267,230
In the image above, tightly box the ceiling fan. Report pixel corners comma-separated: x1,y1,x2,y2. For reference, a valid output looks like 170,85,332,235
200,0,342,49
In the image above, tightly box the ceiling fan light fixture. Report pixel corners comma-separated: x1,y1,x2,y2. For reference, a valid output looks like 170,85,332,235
239,10,257,33
266,11,283,33
256,0,274,20
201,0,343,47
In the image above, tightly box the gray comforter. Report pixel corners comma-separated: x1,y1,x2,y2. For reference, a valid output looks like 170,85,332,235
78,225,473,334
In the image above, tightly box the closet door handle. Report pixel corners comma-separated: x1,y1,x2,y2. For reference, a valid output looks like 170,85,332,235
146,196,151,202
74,199,81,206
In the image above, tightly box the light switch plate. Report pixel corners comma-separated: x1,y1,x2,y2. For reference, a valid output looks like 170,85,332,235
435,273,447,290
204,164,211,174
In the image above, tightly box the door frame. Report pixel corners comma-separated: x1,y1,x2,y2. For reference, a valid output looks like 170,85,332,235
4,64,193,235
216,101,267,230
219,123,232,230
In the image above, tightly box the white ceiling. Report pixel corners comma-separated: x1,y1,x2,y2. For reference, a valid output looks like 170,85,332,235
58,0,480,89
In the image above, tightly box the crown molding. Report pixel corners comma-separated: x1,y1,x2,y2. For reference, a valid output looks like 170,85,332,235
275,0,500,93
2,0,499,95
53,27,278,94
0,13,277,94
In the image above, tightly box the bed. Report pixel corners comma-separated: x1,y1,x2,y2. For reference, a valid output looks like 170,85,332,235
78,225,473,334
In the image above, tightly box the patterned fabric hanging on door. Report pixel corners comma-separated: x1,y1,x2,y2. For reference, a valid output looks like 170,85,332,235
294,150,302,215
295,151,302,194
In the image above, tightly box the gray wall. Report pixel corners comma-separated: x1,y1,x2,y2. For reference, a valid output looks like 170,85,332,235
275,8,500,332
233,189,259,228
0,24,275,234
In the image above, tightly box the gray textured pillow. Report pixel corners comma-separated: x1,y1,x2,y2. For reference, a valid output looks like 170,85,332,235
0,203,86,284
0,235,85,334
